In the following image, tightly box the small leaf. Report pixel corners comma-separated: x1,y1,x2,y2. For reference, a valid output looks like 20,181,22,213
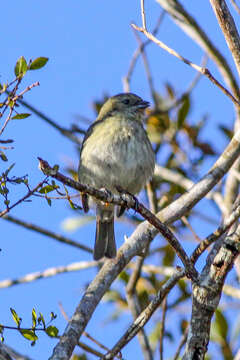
215,309,228,340
12,113,31,120
0,152,8,162
177,95,190,129
46,325,59,338
47,198,51,206
29,57,49,70
10,308,21,327
219,125,233,140
38,312,46,329
32,308,37,329
39,184,59,194
53,165,59,172
20,329,38,341
14,56,28,77
50,312,57,320
4,163,15,176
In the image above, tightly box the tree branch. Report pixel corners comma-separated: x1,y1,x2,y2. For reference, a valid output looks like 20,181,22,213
47,126,240,359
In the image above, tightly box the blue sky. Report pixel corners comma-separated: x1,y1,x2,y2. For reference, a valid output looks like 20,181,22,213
1,1,239,359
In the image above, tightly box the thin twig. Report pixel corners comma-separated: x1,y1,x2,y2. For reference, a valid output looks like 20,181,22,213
190,200,240,263
0,261,99,288
131,24,240,108
123,12,165,92
103,269,185,360
230,0,240,15
181,216,201,243
173,327,188,360
141,0,147,30
2,214,92,253
159,297,167,360
15,98,81,144
133,27,156,103
0,178,48,218
0,82,40,136
155,0,240,100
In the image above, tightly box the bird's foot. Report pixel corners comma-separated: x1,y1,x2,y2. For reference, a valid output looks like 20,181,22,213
115,186,139,212
99,187,113,206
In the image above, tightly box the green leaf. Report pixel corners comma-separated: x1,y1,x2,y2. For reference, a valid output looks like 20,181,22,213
0,152,8,162
29,57,49,70
219,125,233,140
4,163,15,176
10,308,21,327
53,164,59,172
32,308,37,329
50,312,57,320
215,309,228,340
20,329,38,341
38,312,46,329
177,95,190,129
47,198,51,206
118,271,129,284
39,184,59,194
14,56,28,77
46,325,59,338
12,113,31,120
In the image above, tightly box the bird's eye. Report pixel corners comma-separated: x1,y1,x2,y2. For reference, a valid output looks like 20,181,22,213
122,99,130,105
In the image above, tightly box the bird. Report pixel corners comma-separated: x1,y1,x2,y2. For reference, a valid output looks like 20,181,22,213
78,93,155,260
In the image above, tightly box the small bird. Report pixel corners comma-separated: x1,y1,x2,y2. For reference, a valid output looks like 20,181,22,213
78,93,155,260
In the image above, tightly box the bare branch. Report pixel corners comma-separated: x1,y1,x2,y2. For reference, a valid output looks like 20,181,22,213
0,261,99,289
104,269,185,359
141,0,147,30
191,199,240,263
0,343,33,360
0,179,48,218
123,13,165,93
131,23,240,108
230,0,240,15
156,0,240,100
49,128,240,359
0,82,40,136
159,297,167,360
15,98,81,144
209,0,240,78
38,158,198,280
2,214,92,253
183,226,240,359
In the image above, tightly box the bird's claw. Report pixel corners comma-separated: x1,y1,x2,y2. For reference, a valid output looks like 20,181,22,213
115,186,139,212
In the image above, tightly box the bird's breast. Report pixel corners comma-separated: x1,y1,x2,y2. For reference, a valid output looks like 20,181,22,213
79,117,155,194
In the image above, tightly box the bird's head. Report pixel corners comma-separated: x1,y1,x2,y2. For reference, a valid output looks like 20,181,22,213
97,93,150,121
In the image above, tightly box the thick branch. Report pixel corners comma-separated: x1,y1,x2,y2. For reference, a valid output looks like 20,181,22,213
49,129,240,359
183,226,240,359
210,0,240,78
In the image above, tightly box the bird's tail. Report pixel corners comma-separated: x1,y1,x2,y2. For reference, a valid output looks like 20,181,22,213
94,203,116,260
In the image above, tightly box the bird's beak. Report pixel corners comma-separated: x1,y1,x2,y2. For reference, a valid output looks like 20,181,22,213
137,100,150,109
